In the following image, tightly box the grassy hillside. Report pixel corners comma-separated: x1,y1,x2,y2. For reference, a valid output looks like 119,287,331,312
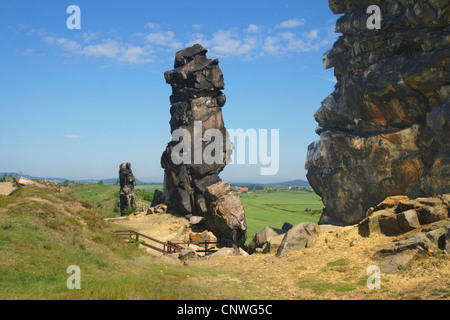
71,184,120,218
0,183,217,299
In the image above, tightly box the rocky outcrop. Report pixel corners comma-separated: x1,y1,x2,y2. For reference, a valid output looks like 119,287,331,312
203,182,247,244
248,226,287,254
276,222,318,257
118,163,149,216
358,194,450,273
306,0,450,226
359,194,449,237
161,44,247,243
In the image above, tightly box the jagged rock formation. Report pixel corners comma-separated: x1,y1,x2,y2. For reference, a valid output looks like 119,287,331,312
358,194,449,273
306,0,450,226
161,44,247,243
119,163,149,216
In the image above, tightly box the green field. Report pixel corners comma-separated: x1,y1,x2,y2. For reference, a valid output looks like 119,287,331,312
135,184,164,194
240,191,323,243
72,184,324,243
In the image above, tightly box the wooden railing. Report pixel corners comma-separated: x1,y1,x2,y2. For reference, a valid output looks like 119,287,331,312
114,230,220,255
114,230,183,254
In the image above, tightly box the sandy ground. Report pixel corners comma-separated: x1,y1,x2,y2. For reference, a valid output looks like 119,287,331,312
108,212,194,256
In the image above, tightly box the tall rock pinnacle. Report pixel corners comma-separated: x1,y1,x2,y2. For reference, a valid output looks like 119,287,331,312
119,162,149,216
161,44,247,243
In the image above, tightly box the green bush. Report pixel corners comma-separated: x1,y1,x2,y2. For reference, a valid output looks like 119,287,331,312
135,189,153,203
121,205,137,215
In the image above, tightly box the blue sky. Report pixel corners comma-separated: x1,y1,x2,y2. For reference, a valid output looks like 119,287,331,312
0,0,340,183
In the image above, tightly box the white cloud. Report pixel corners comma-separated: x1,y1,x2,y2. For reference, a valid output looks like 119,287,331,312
29,18,337,64
275,18,305,29
208,29,257,57
83,40,120,58
263,36,282,55
41,34,153,64
22,49,45,57
55,37,83,53
64,134,83,139
186,32,209,48
118,45,154,64
145,22,160,30
146,31,174,46
303,29,320,40
146,31,183,51
245,24,263,34
80,31,99,43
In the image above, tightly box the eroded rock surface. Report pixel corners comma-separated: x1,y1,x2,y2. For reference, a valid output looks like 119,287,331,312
161,44,247,243
357,194,450,273
306,0,450,225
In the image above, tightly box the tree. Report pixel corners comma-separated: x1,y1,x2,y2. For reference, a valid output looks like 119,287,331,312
98,180,104,185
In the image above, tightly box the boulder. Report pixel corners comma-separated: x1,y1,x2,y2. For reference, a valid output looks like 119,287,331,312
416,206,448,225
396,210,421,232
358,208,395,237
203,182,247,244
276,223,318,257
281,222,294,231
189,230,217,250
178,247,198,261
188,215,205,226
153,204,168,215
372,237,430,274
207,247,248,259
372,220,450,273
248,226,287,254
395,200,425,213
306,0,450,226
359,195,449,237
151,189,165,207
371,196,410,213
441,194,450,206
18,177,46,188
